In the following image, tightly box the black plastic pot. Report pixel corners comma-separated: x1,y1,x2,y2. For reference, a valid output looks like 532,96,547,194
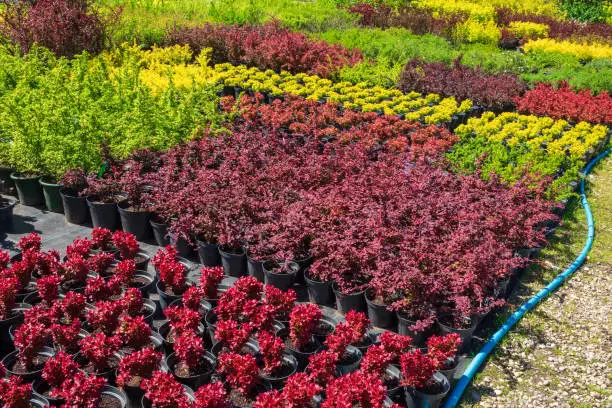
166,351,216,389
87,196,121,230
118,201,151,241
156,281,185,311
436,319,477,353
247,256,264,282
101,385,128,408
29,394,50,408
74,351,122,383
131,270,156,295
204,309,218,344
333,284,366,314
439,357,460,383
150,219,170,247
2,346,55,382
0,166,15,193
10,173,43,206
260,354,298,390
384,365,403,402
397,312,431,347
263,261,298,291
286,339,321,372
40,178,63,213
336,345,362,375
15,284,37,303
0,198,17,231
141,298,157,326
141,385,195,407
197,240,221,266
158,321,205,355
312,315,338,344
32,378,63,406
210,338,259,357
408,372,450,408
121,359,169,405
219,246,247,277
365,292,397,329
170,234,193,258
116,250,151,271
60,189,89,224
0,303,31,353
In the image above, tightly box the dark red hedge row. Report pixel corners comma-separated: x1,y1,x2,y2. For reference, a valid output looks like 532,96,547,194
347,3,466,40
515,81,612,125
496,7,612,44
165,21,363,78
397,58,527,110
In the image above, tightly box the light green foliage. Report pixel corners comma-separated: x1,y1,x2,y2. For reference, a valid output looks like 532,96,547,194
0,44,224,177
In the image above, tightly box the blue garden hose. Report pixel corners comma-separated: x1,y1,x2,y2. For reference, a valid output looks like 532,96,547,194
443,147,612,408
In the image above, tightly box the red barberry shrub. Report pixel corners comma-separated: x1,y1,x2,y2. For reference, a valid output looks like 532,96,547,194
515,81,612,125
0,0,111,58
182,286,203,311
321,371,387,408
165,21,362,78
91,227,113,251
112,231,140,260
215,319,254,353
141,370,192,408
289,304,322,350
258,331,284,374
164,305,201,336
360,344,395,376
400,349,442,389
0,277,20,319
199,266,224,299
120,288,144,317
283,372,322,407
193,382,230,408
57,371,106,408
0,250,11,271
427,333,462,361
0,375,34,408
116,348,162,388
79,332,121,372
37,274,61,304
264,285,296,320
307,350,338,385
88,252,115,275
14,322,48,368
42,351,79,388
216,277,262,322
174,331,206,370
398,58,527,110
325,323,356,356
59,291,86,320
86,300,124,335
66,237,93,259
378,331,413,356
50,319,82,353
218,352,258,395
116,315,151,349
60,168,89,195
254,390,284,407
61,255,89,284
153,247,188,294
17,232,41,253
85,276,121,303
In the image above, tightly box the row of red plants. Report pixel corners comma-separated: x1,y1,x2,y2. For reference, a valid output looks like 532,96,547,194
514,81,612,125
397,57,527,111
164,21,363,78
74,93,562,330
0,232,463,407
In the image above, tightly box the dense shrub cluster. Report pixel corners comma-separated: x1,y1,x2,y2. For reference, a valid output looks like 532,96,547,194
515,82,612,125
165,21,363,78
448,112,610,199
397,58,527,110
0,0,115,58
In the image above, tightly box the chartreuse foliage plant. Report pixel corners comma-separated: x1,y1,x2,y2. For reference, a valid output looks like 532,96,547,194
523,38,612,61
0,43,224,177
447,112,610,199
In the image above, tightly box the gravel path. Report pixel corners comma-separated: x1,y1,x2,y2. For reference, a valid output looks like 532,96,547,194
461,157,612,408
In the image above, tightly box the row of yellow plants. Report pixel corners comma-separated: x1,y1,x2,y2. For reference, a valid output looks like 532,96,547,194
456,112,609,160
119,45,473,125
523,38,612,60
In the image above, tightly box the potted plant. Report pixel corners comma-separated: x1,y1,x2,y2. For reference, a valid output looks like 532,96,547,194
115,315,153,351
426,333,462,383
0,375,50,408
57,371,127,408
218,352,270,408
36,350,80,406
118,161,152,241
84,169,125,230
141,370,195,407
344,311,374,354
321,371,391,408
153,247,190,310
121,288,157,325
360,344,405,402
59,168,90,224
257,331,297,389
400,348,452,408
196,224,222,267
116,348,163,404
39,174,64,213
263,285,296,324
50,319,86,356
113,231,150,270
306,350,338,386
262,260,299,291
35,275,61,307
365,278,398,329
158,306,203,354
324,323,362,375
166,331,216,389
85,301,124,336
217,234,247,278
149,214,171,247
4,321,53,382
287,304,322,370
198,266,226,306
304,268,335,307
10,171,43,206
85,276,122,303
58,255,91,292
212,320,257,356
0,277,30,354
193,382,230,408
77,332,122,380
91,227,116,254
0,195,17,231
